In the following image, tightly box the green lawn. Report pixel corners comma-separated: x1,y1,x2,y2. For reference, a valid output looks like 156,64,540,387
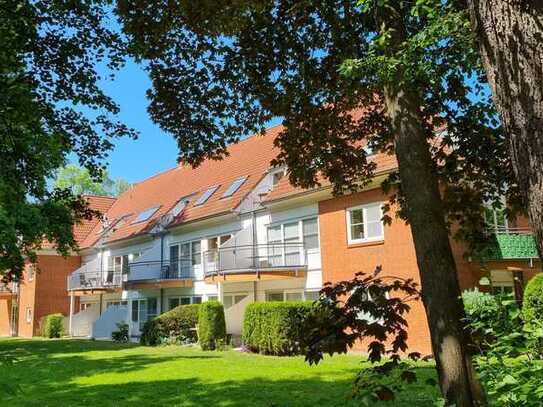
0,338,439,406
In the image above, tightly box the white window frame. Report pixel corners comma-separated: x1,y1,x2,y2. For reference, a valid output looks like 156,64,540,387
167,295,201,310
346,202,384,245
266,216,320,256
27,265,35,281
265,289,315,302
25,307,32,323
170,240,202,267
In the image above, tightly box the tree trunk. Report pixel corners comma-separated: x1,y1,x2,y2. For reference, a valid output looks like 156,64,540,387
467,0,543,258
379,5,486,406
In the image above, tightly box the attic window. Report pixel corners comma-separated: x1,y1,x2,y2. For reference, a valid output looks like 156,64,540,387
132,206,160,224
194,186,219,206
272,170,285,187
170,196,191,217
222,176,248,198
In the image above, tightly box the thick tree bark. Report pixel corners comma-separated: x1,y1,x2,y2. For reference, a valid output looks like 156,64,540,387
379,5,486,406
467,1,543,257
384,86,485,406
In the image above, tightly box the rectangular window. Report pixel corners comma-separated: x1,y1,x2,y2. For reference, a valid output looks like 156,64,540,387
132,206,160,224
169,298,180,310
222,176,248,198
207,295,218,302
302,218,319,250
223,293,248,309
27,266,35,281
191,241,201,265
285,291,303,301
180,297,192,305
192,296,202,304
25,307,32,323
346,203,384,244
131,301,139,322
284,222,300,266
106,300,127,309
266,292,285,302
122,254,129,274
194,186,219,206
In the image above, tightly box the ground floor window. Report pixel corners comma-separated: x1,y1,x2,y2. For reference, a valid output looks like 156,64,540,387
106,300,128,309
80,302,95,311
265,290,320,302
223,293,248,309
489,270,515,295
207,295,218,302
25,307,32,323
168,296,202,310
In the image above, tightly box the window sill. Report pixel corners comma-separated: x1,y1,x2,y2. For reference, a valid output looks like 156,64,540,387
347,239,385,249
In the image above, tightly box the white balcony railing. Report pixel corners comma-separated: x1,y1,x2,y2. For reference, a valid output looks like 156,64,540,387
203,243,307,278
127,259,194,282
67,270,122,291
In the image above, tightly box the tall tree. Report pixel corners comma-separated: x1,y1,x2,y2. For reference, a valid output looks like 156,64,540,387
118,1,511,404
465,1,543,257
0,1,135,281
54,164,132,197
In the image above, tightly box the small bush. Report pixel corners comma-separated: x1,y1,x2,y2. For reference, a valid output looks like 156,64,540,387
198,301,226,351
462,289,523,351
111,322,129,343
141,304,200,346
242,301,314,355
42,313,64,338
523,274,543,329
523,274,543,355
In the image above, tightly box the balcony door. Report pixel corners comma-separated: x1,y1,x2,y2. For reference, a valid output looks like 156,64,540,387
131,298,158,334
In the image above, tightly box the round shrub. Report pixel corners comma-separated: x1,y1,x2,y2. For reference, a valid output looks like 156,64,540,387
242,301,314,356
42,313,65,338
523,274,543,329
198,301,226,350
141,304,200,346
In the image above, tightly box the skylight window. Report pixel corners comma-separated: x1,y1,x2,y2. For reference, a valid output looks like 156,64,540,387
132,206,160,224
222,176,248,198
194,186,219,206
170,196,191,217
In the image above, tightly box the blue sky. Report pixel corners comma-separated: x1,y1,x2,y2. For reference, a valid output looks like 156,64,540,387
94,60,179,184
92,59,282,185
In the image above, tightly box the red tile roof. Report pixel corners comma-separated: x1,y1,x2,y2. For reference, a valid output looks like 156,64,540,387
80,123,400,248
74,195,117,245
79,126,284,248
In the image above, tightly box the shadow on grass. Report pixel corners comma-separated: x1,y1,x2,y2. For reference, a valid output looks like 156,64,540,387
0,339,439,407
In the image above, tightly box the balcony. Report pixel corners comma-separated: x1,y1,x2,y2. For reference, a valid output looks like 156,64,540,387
126,260,194,289
67,270,122,293
203,243,308,283
479,227,539,261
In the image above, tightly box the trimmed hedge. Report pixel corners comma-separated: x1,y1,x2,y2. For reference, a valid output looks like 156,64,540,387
242,301,314,356
141,304,200,345
42,313,64,338
198,301,226,350
523,274,543,330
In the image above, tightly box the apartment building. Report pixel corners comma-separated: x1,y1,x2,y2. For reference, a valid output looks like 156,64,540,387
58,126,541,354
0,196,115,337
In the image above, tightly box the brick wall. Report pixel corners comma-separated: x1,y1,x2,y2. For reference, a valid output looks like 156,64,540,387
33,255,81,336
17,264,37,337
0,298,12,336
318,188,482,356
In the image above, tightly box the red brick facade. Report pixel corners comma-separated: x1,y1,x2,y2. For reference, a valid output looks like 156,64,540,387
0,254,81,337
317,187,536,355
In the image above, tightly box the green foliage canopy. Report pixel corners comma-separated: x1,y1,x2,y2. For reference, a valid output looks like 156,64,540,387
0,0,136,280
53,164,131,197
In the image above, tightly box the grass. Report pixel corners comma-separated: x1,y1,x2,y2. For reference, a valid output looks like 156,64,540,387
0,338,439,406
